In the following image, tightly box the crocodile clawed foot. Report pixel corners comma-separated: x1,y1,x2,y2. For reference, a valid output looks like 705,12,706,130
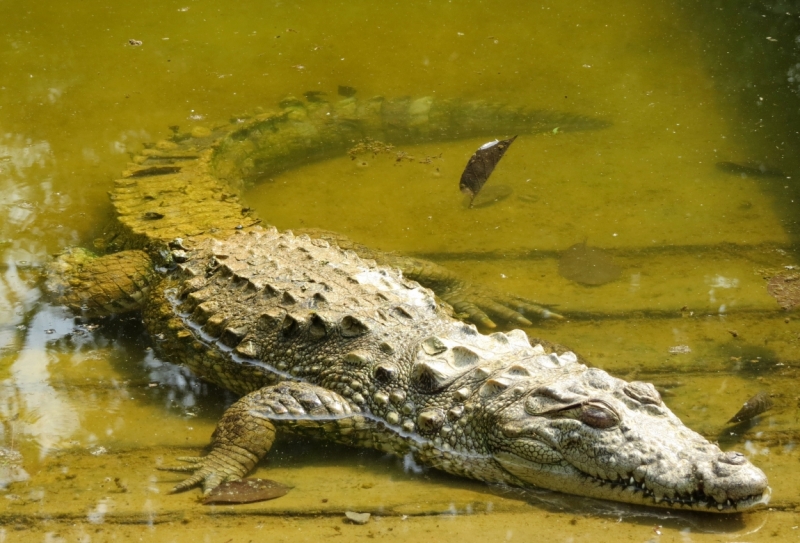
442,282,561,329
158,453,246,495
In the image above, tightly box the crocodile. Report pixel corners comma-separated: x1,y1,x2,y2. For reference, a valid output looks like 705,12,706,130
45,93,770,513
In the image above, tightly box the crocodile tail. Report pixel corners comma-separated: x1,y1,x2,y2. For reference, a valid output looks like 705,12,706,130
208,95,610,189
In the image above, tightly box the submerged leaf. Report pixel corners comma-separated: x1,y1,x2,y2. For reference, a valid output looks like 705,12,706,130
459,136,517,207
727,391,773,424
202,478,291,505
345,511,371,524
558,242,621,286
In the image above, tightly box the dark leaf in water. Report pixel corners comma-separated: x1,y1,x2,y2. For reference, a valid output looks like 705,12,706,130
459,136,517,207
727,391,773,424
337,85,357,98
202,478,291,505
466,184,513,209
715,161,785,178
767,272,800,310
558,242,621,286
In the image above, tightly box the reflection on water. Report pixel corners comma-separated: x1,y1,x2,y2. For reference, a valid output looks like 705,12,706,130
0,0,799,540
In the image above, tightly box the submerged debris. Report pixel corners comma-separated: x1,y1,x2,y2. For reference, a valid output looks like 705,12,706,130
202,478,291,505
727,391,774,424
347,138,395,159
716,161,785,178
668,345,692,354
459,136,517,207
0,447,29,489
558,242,621,286
767,272,800,310
338,85,357,98
345,511,371,525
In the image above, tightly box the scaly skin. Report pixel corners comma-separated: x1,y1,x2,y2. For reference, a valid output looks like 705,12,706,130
44,93,770,512
150,229,768,512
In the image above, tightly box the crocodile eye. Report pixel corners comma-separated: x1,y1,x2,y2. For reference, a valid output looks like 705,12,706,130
579,402,619,429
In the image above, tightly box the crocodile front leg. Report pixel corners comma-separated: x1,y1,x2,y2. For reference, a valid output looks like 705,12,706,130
160,381,375,495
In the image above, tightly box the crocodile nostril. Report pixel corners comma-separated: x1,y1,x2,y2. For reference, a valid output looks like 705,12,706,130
718,451,747,466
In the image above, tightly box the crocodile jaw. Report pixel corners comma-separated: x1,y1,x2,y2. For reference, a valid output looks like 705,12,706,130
488,367,770,513
494,451,771,513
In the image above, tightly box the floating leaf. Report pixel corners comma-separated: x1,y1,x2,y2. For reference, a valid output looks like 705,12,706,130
202,478,291,505
767,272,800,310
727,391,773,424
459,136,517,207
558,242,621,286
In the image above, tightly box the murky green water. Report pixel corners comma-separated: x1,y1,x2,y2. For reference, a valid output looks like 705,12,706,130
2,1,800,541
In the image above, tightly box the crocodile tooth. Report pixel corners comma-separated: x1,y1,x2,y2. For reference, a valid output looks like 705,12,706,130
417,409,445,433
451,346,480,367
281,314,304,337
421,336,448,355
340,315,370,337
479,378,511,397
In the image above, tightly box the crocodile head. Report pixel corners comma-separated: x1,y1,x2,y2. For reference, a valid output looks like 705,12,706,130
490,366,770,512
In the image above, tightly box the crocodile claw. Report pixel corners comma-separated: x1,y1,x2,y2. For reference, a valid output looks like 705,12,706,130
159,453,247,495
440,281,562,329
